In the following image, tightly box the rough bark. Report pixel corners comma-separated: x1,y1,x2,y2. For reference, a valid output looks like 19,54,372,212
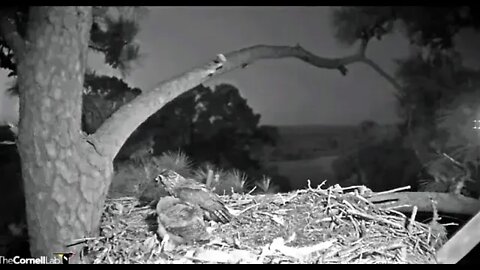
16,7,112,260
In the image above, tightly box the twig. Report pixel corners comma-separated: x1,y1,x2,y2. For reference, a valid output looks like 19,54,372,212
257,212,285,226
348,215,361,237
338,185,365,191
229,200,254,207
66,236,106,247
247,186,257,195
371,186,411,197
318,180,328,189
270,237,337,261
342,199,357,211
326,188,333,212
307,179,315,190
277,191,302,205
384,209,407,219
237,203,260,215
408,206,418,233
381,204,412,212
353,193,372,205
347,209,404,229
430,198,440,223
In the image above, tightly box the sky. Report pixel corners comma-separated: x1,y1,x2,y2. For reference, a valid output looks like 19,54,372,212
1,7,480,127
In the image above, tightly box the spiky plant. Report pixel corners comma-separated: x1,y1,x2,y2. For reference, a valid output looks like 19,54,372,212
149,150,194,178
213,169,247,195
255,175,279,194
193,162,221,188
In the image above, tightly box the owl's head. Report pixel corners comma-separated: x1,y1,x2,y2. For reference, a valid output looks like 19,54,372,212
154,169,181,190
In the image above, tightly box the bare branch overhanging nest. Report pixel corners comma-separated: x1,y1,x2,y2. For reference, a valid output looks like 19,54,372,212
79,183,446,264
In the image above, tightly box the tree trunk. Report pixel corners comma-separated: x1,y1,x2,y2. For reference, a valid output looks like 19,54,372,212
16,7,112,260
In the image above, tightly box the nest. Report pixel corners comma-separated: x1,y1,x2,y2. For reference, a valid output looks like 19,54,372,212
79,183,446,264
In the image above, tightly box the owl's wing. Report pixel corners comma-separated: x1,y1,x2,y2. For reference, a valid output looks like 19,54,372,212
173,186,232,223
175,178,208,190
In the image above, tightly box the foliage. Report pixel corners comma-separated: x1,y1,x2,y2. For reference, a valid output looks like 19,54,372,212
331,6,480,49
111,150,194,199
89,16,142,76
0,7,143,77
331,6,480,195
394,53,480,196
213,169,248,195
1,7,144,136
83,72,142,134
111,150,279,198
0,6,30,77
255,175,279,194
192,161,218,185
119,83,281,189
331,7,396,46
436,90,480,160
332,122,423,192
191,163,247,195
150,150,194,178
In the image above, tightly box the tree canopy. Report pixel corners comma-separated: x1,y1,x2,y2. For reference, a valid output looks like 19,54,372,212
118,83,279,178
0,6,144,77
331,6,480,196
332,6,480,49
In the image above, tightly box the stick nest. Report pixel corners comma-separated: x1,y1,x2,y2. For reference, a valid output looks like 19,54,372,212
79,183,446,264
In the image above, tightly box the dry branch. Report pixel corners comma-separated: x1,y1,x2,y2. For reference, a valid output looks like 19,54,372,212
368,192,480,216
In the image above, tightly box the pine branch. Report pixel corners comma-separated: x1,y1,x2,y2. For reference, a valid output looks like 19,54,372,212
89,42,401,159
0,10,25,58
361,58,403,92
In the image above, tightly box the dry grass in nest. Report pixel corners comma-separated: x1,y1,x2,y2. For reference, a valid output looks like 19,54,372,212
79,183,445,264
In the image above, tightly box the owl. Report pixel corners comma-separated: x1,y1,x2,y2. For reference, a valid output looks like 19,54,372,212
156,196,210,244
155,169,232,223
